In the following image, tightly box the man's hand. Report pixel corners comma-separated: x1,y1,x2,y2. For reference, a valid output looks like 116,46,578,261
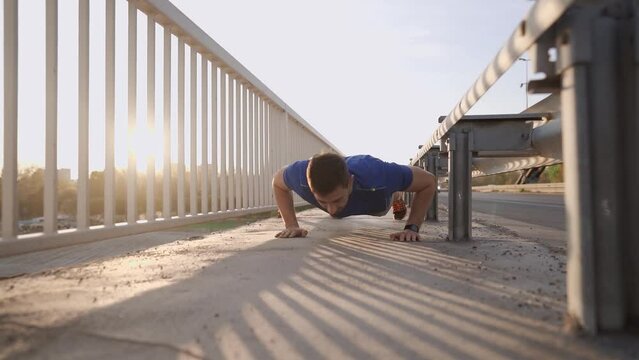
275,227,309,238
390,229,420,242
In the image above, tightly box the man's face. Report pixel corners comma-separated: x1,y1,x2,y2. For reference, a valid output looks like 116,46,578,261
312,176,353,217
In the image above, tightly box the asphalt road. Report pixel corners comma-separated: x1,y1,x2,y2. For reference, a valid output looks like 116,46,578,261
439,191,566,230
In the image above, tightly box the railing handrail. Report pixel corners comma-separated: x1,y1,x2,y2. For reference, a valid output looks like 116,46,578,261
411,0,575,165
137,0,341,155
2,0,339,257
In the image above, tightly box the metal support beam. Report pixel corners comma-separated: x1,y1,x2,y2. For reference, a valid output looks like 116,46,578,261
446,131,472,241
557,3,636,333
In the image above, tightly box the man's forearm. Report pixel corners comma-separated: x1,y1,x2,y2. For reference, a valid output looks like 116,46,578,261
273,185,300,228
406,187,435,227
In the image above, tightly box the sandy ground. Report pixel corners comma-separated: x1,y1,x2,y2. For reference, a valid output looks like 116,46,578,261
1,207,638,359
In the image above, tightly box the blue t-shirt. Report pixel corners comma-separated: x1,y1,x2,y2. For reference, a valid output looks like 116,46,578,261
282,155,413,217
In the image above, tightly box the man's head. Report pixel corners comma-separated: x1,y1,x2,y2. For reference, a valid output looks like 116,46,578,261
307,153,353,216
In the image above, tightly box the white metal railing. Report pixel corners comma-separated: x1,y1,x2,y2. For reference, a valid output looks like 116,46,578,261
1,0,340,256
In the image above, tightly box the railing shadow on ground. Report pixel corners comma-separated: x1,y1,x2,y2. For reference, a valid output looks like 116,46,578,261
3,214,639,360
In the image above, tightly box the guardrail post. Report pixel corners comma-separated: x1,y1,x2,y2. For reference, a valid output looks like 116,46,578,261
447,130,472,241
557,3,637,333
426,147,439,221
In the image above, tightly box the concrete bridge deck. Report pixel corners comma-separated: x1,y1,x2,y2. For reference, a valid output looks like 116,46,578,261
1,208,637,359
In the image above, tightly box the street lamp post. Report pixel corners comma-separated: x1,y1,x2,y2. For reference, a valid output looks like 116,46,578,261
518,57,530,109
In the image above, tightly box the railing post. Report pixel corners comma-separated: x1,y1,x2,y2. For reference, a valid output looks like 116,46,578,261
201,57,209,214
558,5,636,333
235,78,242,209
177,39,185,217
44,0,58,235
228,76,236,210
162,28,172,220
3,0,18,240
78,0,90,229
426,147,439,222
190,47,198,216
248,88,255,208
210,62,219,213
146,16,156,222
241,83,248,209
447,130,472,241
262,99,268,206
219,69,228,211
105,0,116,226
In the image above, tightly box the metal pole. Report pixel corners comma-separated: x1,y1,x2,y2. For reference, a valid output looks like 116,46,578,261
236,80,243,209
560,9,626,333
78,0,90,229
242,83,248,209
249,89,255,208
447,131,472,241
210,62,219,212
228,76,235,210
190,48,197,216
162,28,172,220
426,152,438,221
44,0,58,235
3,0,19,240
146,16,156,222
201,57,209,214
177,39,185,217
105,0,116,226
219,70,228,211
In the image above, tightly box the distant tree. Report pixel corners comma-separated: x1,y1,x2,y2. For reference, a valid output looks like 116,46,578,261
17,167,44,220
539,164,563,183
89,171,104,216
57,171,76,217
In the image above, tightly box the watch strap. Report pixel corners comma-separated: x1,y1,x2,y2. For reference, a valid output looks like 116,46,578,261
403,224,419,233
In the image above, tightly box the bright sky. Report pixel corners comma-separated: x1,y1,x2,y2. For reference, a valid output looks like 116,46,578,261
5,0,546,177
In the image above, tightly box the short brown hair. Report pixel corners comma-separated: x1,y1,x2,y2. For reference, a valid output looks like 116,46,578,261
306,153,349,195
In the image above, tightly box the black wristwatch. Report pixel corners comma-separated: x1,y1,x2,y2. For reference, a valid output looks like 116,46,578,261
404,224,419,233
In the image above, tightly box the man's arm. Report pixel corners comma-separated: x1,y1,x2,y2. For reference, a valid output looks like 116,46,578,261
390,166,436,241
272,168,308,238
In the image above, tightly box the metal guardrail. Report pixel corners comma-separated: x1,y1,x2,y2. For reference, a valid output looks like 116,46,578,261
472,183,564,193
413,0,639,335
1,0,339,256
410,0,574,164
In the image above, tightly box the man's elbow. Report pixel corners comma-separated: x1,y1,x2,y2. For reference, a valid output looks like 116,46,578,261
419,172,436,194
